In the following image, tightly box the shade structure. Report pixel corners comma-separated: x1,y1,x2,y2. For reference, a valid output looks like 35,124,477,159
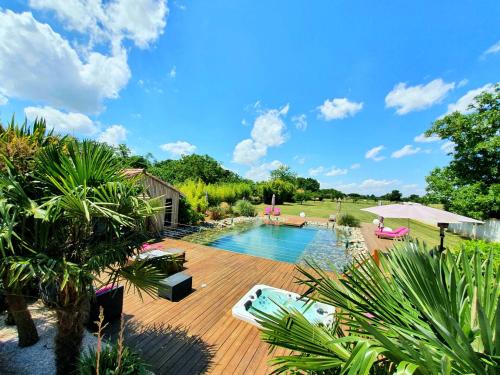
361,203,483,224
271,194,276,213
361,203,483,252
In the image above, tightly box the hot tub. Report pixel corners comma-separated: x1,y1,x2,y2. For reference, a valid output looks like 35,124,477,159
232,284,335,327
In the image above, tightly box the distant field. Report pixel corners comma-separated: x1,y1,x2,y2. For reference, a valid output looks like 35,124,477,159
256,200,467,249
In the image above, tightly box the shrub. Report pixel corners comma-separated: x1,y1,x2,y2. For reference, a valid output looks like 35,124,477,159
456,239,500,268
79,344,149,375
261,179,296,204
206,206,224,220
337,213,360,227
79,310,149,375
233,200,256,217
178,197,204,225
219,202,232,216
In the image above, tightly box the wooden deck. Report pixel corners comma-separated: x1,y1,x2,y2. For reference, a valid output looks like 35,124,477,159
360,223,394,253
115,239,306,375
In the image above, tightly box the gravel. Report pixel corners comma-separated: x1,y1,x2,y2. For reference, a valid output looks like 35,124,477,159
0,303,98,375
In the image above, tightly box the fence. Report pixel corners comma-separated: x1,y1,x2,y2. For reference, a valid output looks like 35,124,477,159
448,219,500,242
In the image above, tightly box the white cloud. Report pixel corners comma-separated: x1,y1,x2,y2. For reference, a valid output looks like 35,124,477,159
292,114,307,130
350,163,360,169
414,133,440,143
169,65,176,78
160,141,197,157
308,166,325,177
97,124,127,146
365,145,385,161
24,106,99,135
245,160,283,181
317,98,363,121
0,94,7,105
29,0,168,49
251,108,287,147
233,104,288,165
385,79,455,115
441,141,456,154
0,10,131,113
241,119,247,126
483,41,500,56
232,139,267,164
445,83,496,115
391,145,422,158
325,167,348,177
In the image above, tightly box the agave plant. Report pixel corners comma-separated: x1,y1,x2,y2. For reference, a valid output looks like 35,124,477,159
2,140,171,374
257,242,499,374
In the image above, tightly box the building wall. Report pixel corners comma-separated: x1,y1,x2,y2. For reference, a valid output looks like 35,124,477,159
141,174,180,231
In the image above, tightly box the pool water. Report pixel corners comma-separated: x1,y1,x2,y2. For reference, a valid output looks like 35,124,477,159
247,287,331,324
207,224,351,269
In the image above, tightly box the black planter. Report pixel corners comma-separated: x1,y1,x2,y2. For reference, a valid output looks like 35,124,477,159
87,285,124,331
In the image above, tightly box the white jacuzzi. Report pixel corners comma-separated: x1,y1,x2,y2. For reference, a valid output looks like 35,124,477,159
232,284,335,328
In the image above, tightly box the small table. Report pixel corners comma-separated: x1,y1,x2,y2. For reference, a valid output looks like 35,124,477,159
158,272,192,301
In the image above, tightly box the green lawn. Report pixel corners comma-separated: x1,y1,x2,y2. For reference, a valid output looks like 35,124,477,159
256,200,468,249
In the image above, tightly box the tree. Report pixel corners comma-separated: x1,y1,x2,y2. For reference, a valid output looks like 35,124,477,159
114,144,152,169
383,189,402,202
296,177,320,192
257,243,498,374
269,165,297,184
3,141,169,374
424,85,500,219
149,154,241,184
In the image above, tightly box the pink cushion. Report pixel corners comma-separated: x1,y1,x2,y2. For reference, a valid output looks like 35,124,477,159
95,285,115,296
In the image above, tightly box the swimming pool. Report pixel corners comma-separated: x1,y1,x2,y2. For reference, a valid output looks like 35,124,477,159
206,224,351,270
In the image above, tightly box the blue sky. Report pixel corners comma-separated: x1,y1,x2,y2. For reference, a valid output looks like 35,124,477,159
0,1,499,195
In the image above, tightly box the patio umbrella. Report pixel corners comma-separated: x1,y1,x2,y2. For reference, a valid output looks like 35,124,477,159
361,203,483,252
271,194,276,214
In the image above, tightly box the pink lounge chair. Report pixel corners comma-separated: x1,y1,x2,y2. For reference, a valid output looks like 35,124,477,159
375,226,409,239
264,206,272,215
273,207,281,216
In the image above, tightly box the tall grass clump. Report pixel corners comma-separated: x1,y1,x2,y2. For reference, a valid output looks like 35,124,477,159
337,213,360,227
233,200,256,217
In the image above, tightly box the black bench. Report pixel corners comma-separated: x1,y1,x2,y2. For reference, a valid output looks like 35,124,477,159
158,272,192,301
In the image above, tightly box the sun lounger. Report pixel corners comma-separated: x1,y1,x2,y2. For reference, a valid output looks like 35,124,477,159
264,206,272,215
375,226,409,239
328,214,336,222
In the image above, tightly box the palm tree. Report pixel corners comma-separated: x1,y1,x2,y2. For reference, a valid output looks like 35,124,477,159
4,140,170,374
256,243,499,374
0,118,59,347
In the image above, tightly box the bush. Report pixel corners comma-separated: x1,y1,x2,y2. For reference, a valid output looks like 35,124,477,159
457,239,500,268
79,344,149,375
178,197,204,225
79,311,149,375
219,202,232,216
233,200,256,217
206,206,224,220
337,213,360,227
261,179,296,204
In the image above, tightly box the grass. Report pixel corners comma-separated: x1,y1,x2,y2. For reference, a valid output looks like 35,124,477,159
256,200,468,249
